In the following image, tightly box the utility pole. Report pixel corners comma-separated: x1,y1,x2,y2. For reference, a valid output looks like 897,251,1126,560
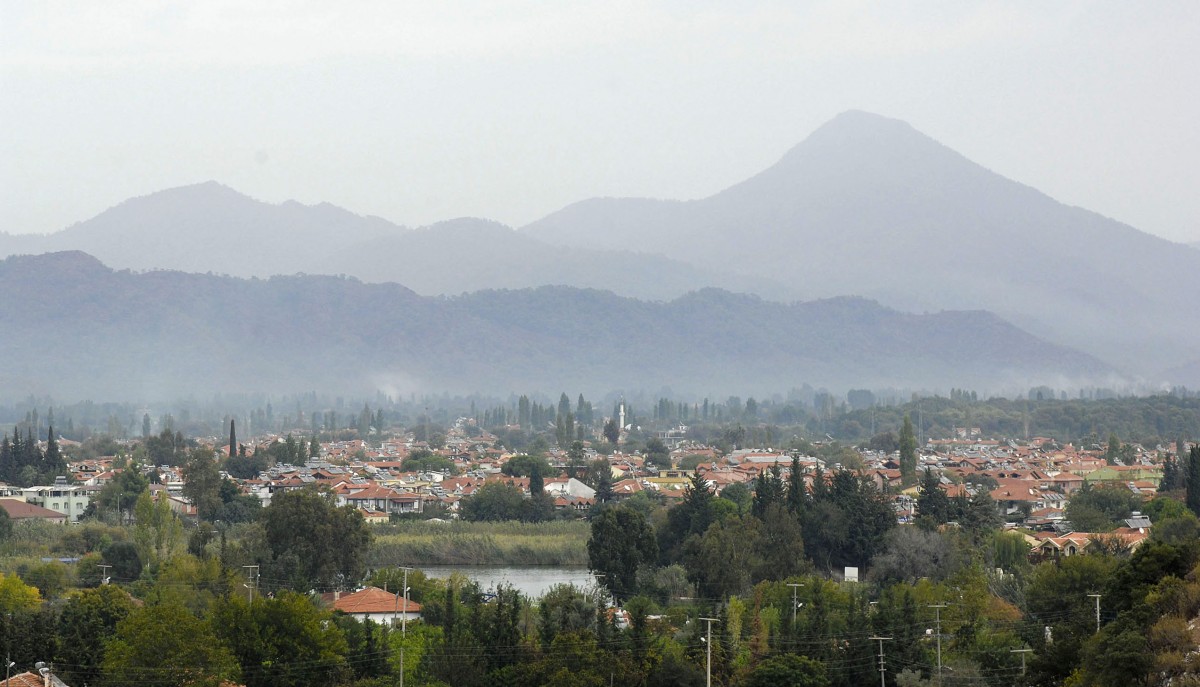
699,617,719,687
589,572,606,633
242,565,259,602
397,566,413,687
97,564,112,585
1087,594,1101,633
869,636,891,687
930,603,947,684
787,583,805,627
1010,648,1032,676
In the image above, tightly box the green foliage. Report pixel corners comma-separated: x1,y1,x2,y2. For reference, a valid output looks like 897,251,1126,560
402,448,457,474
460,481,527,522
183,446,224,522
1188,445,1200,517
915,468,951,527
144,427,191,466
132,488,184,571
744,653,830,687
1066,483,1143,532
92,465,150,523
898,414,917,485
587,505,657,600
500,453,552,477
211,592,349,687
645,437,670,469
225,450,268,479
104,602,240,687
368,520,589,567
261,488,372,591
56,584,139,686
0,571,41,612
801,468,895,572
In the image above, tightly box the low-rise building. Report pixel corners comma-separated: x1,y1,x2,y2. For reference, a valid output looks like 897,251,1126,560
23,477,91,522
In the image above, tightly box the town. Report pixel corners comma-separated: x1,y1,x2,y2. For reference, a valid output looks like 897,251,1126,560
0,392,1196,686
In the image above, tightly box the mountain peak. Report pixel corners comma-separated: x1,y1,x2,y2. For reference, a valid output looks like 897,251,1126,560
773,110,947,168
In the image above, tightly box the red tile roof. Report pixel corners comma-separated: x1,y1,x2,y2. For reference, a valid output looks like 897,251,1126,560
0,499,67,521
332,586,421,615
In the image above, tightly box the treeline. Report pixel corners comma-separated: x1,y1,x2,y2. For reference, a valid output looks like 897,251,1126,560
0,425,67,486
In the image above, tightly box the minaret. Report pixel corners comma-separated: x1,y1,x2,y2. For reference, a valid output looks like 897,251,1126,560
619,401,626,430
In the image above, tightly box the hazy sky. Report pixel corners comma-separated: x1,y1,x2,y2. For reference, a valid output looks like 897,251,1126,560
2,1,1198,243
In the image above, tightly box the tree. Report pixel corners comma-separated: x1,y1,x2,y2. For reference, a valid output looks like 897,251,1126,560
460,481,526,522
210,592,349,687
603,418,620,446
0,572,41,613
751,464,786,519
899,414,917,485
915,468,951,527
659,472,715,564
786,454,806,514
93,464,150,523
593,465,614,506
645,438,670,469
1160,453,1185,492
959,489,1002,541
229,418,237,461
868,527,959,584
183,447,224,522
1066,483,1142,532
1187,446,1200,517
501,454,552,477
400,448,456,474
744,654,830,687
262,488,371,591
132,488,184,571
1105,432,1122,465
103,602,240,687
588,506,657,601
56,584,139,686
566,441,586,479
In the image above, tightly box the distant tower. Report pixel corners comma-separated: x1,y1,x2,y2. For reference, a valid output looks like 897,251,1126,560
619,401,626,430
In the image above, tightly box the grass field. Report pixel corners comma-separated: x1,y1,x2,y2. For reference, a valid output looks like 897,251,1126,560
367,519,590,567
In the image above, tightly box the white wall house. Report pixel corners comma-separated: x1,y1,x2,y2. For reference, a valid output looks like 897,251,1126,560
23,478,91,522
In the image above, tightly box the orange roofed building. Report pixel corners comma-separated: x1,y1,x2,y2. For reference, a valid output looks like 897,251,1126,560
327,586,421,625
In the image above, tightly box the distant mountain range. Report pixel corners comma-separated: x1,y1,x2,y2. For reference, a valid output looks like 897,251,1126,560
0,252,1111,400
0,183,780,302
3,110,1197,385
525,111,1200,378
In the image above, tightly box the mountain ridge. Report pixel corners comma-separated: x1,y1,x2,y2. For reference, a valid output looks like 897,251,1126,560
0,252,1112,401
523,111,1200,373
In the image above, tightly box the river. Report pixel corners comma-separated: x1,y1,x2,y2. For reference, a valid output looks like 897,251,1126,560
419,565,595,599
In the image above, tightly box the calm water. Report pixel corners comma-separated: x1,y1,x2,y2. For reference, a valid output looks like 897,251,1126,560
420,566,594,598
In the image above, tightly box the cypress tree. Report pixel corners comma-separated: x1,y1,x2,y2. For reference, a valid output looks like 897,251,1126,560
229,419,237,462
1187,446,1200,517
786,454,806,514
899,414,917,485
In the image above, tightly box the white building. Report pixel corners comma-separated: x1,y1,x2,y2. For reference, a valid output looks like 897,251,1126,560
24,477,92,522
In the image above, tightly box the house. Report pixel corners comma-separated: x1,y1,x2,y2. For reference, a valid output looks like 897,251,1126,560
7,666,70,687
0,499,68,524
23,477,91,522
328,586,421,625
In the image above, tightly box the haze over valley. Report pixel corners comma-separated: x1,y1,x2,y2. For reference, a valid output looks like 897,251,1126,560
2,112,1196,399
